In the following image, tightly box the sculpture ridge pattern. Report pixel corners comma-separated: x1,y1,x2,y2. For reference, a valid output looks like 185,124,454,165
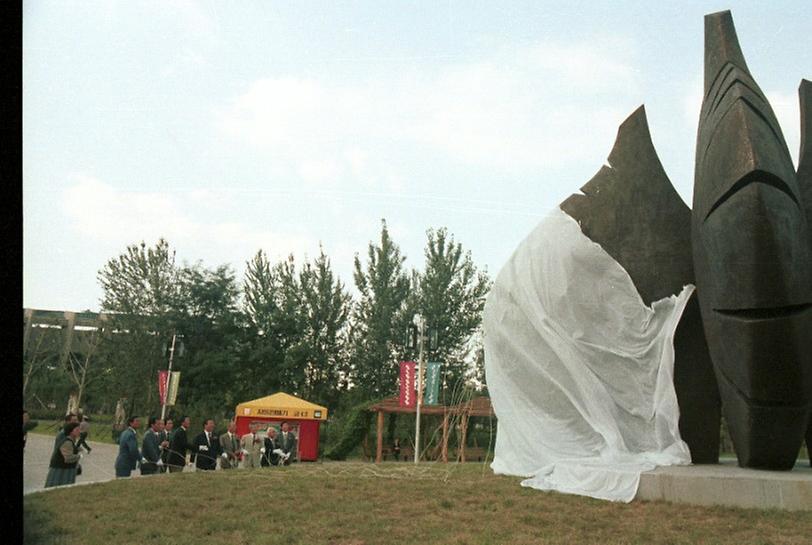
691,10,812,469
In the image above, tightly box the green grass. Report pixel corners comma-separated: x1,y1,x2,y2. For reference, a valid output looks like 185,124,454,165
23,462,812,545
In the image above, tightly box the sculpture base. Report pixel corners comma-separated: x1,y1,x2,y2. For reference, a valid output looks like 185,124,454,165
636,458,812,510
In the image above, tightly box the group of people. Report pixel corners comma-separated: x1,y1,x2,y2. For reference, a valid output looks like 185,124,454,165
41,412,299,488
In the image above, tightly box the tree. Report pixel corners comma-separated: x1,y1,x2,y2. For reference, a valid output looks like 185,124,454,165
23,327,58,399
65,327,105,410
96,239,181,415
298,247,353,409
407,228,491,398
350,220,410,398
171,263,246,417
242,251,307,398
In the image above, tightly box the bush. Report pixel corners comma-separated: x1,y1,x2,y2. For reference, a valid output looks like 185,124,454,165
324,399,379,460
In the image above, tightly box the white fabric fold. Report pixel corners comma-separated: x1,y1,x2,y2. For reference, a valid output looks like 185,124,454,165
483,207,692,502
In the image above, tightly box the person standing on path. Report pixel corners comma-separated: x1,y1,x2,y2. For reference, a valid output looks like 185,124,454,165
114,416,141,478
76,415,92,453
44,422,82,488
23,410,38,451
52,414,78,458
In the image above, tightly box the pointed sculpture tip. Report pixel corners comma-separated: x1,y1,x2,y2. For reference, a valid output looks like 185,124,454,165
615,105,650,145
705,9,732,20
703,10,748,96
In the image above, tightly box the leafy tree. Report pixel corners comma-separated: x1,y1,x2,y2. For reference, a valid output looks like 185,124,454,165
350,220,410,398
398,228,491,400
96,239,180,415
242,252,307,397
171,263,245,417
298,248,352,409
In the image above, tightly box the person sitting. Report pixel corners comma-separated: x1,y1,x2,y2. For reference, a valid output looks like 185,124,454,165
45,422,82,488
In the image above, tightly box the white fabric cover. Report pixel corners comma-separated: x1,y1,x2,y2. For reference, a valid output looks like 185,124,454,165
484,207,692,502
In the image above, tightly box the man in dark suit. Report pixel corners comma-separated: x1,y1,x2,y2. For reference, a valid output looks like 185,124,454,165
159,417,173,473
140,417,163,475
190,418,220,471
114,416,141,478
277,421,297,465
261,426,280,467
167,416,193,473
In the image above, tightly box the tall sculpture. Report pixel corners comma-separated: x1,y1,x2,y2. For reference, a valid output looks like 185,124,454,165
559,107,720,463
509,10,812,471
692,11,812,469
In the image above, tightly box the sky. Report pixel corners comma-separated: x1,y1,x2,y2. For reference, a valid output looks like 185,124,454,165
23,1,811,312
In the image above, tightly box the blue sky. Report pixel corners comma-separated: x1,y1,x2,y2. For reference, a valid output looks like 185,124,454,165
23,1,811,312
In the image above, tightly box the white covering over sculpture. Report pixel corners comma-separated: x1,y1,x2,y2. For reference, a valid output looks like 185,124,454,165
484,207,693,502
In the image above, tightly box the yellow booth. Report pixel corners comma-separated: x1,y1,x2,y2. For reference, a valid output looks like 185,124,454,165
235,392,328,461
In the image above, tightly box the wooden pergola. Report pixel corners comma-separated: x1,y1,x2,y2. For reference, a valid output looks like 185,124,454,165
368,396,495,463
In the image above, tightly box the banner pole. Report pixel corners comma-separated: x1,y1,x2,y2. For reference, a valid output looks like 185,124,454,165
161,333,176,421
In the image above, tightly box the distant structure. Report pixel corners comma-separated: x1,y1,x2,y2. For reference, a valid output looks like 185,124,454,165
23,308,112,367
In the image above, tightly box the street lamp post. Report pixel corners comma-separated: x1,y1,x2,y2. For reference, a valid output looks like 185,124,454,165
413,314,426,464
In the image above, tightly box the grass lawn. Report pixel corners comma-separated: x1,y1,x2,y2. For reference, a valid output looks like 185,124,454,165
23,462,811,545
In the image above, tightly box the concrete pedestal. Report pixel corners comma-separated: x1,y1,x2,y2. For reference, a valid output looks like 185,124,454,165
636,458,812,510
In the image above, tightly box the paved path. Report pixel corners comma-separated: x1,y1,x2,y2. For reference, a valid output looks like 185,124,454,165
23,432,207,495
24,433,129,495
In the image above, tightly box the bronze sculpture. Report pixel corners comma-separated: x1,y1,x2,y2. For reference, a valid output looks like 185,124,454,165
555,10,811,469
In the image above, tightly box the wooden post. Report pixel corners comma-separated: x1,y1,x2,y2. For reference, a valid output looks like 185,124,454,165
459,412,468,463
441,410,449,463
375,410,384,463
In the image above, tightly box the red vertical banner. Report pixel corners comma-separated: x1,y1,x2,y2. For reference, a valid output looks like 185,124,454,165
158,370,169,405
399,361,416,408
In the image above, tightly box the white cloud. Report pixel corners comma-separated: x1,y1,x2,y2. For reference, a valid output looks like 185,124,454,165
766,90,801,167
682,77,703,130
62,174,316,268
218,38,642,180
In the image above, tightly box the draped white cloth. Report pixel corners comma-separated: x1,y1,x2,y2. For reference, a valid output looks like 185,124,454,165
483,207,692,502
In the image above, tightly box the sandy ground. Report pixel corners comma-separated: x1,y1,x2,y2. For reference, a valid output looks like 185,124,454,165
23,432,201,495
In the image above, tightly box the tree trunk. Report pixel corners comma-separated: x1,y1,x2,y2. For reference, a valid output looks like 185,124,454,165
66,392,79,416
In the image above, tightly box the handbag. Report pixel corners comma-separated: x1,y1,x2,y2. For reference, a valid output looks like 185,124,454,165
76,463,83,476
